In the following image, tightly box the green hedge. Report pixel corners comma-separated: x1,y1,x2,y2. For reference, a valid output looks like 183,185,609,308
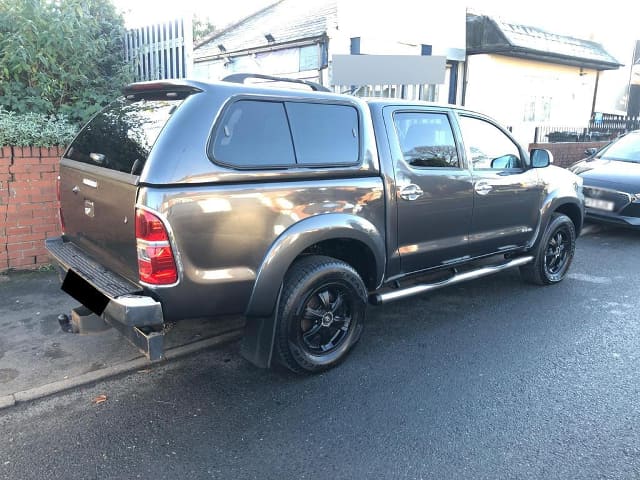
0,0,131,125
0,108,77,147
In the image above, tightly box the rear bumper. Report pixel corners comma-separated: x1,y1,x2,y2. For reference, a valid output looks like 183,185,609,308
45,237,164,327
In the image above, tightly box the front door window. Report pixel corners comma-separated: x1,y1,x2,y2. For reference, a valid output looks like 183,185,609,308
458,116,523,170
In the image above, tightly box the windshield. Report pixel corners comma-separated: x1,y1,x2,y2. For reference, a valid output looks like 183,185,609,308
598,132,640,163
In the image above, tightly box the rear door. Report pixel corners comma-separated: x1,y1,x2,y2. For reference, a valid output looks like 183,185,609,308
385,107,474,273
60,96,184,281
456,114,542,257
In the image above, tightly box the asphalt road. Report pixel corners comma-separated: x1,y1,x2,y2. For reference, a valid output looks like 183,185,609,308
1,224,639,480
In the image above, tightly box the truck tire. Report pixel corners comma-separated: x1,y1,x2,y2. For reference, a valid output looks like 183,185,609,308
275,255,366,374
520,213,576,285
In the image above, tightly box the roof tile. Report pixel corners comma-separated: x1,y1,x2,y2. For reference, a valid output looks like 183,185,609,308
195,0,336,59
467,13,621,70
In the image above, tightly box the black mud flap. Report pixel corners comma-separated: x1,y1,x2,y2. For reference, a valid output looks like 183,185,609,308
240,288,281,369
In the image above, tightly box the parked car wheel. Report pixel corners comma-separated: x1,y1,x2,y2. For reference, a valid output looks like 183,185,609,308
520,213,576,285
275,255,366,374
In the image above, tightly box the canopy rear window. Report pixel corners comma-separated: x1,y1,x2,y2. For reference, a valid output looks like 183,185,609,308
66,97,184,175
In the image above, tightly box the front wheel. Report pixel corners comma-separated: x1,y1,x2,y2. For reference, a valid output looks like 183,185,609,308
520,213,576,285
275,255,367,374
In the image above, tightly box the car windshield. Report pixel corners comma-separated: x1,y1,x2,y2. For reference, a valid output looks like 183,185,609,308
598,132,640,163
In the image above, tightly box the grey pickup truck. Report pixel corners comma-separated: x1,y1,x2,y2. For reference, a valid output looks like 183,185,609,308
46,75,584,373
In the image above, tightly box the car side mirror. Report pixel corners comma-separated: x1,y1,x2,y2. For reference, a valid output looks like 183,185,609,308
584,147,598,157
531,149,553,168
490,155,513,169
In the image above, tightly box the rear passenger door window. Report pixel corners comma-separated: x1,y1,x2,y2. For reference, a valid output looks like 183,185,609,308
394,112,459,168
212,100,296,168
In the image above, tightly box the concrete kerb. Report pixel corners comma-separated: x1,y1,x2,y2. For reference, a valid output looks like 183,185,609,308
0,328,243,412
0,395,15,409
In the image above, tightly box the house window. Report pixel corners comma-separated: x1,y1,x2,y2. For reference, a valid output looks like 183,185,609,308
299,45,319,71
523,96,551,122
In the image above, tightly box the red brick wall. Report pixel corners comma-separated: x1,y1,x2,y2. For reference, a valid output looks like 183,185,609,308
528,141,608,169
0,140,615,272
0,146,63,272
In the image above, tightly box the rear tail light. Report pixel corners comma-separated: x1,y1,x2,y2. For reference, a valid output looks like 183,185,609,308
135,208,178,285
56,175,65,233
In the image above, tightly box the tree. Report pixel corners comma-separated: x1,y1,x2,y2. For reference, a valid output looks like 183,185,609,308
0,0,133,124
193,14,216,44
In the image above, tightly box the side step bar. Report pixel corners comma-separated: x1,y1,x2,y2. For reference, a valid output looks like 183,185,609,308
370,256,534,305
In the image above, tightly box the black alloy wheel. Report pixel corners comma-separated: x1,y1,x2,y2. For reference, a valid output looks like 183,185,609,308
276,255,367,374
520,213,576,285
544,228,571,276
299,283,352,355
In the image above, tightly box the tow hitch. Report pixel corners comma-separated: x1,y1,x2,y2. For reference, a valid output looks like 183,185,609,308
58,306,165,361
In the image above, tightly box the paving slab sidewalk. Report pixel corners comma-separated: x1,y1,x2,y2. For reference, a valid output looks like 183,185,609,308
0,270,243,407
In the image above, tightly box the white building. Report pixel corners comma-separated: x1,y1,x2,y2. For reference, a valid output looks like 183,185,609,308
465,13,621,145
192,2,623,146
193,0,466,104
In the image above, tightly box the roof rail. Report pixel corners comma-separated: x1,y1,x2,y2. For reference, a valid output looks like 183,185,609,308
222,73,331,92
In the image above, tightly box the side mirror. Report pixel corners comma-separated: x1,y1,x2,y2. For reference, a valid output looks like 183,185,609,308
584,147,598,157
490,154,515,169
531,148,553,168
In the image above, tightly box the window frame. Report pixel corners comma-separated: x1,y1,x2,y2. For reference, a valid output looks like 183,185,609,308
455,113,530,172
391,109,464,171
207,94,363,171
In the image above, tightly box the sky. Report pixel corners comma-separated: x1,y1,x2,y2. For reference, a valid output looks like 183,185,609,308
113,0,273,30
112,0,639,63
113,0,638,36
112,0,638,115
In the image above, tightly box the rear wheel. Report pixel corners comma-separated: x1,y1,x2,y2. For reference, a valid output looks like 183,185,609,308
520,213,576,285
275,255,367,374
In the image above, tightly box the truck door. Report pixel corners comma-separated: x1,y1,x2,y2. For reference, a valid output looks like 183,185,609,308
385,108,474,274
456,114,542,257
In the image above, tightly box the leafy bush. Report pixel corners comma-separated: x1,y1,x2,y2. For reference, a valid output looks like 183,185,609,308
0,108,77,147
0,0,132,124
193,14,216,44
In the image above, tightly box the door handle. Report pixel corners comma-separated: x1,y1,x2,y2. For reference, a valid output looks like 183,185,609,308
474,182,493,195
72,185,80,194
399,184,424,201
